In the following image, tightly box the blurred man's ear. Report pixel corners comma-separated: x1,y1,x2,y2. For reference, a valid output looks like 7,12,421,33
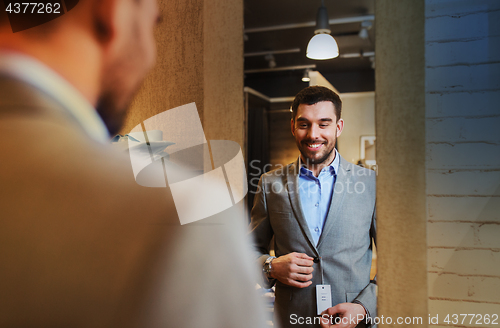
92,0,119,44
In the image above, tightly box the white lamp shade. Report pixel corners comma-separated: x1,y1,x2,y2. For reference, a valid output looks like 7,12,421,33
306,33,339,60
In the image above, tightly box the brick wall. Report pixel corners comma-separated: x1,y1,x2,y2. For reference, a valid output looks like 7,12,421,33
425,0,500,326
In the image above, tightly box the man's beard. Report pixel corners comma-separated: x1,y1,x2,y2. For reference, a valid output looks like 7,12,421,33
95,91,129,137
96,29,146,137
297,139,336,166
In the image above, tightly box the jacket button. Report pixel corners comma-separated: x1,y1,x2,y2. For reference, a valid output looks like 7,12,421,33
313,257,320,263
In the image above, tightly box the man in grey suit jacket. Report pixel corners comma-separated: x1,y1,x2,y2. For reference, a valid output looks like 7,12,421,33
251,86,376,328
0,2,266,327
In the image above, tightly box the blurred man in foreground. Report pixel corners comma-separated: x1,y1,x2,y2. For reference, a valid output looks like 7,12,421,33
0,1,266,327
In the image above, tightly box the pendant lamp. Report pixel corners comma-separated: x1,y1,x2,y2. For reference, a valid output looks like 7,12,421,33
306,1,339,60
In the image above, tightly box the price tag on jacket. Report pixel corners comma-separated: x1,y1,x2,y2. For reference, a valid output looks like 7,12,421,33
316,284,332,315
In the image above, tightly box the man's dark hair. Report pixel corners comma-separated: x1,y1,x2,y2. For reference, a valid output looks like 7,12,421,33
291,86,342,121
0,3,8,27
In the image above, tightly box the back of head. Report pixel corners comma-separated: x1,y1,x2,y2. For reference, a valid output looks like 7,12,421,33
0,0,161,136
0,0,13,27
291,85,342,121
0,4,7,27
0,1,70,38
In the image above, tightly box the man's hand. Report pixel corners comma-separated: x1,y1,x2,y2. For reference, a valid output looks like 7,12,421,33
320,303,366,328
270,252,314,288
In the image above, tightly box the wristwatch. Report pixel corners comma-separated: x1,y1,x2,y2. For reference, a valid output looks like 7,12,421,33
263,256,276,279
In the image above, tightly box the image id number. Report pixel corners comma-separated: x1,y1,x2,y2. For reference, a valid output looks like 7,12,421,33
444,314,498,325
5,3,61,14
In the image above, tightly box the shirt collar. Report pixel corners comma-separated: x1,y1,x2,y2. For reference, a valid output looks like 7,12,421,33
298,148,340,177
0,51,109,144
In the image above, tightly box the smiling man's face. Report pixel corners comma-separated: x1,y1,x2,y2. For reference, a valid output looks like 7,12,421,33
291,101,344,168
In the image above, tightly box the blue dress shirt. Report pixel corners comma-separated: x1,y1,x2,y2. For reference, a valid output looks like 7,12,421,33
298,150,340,246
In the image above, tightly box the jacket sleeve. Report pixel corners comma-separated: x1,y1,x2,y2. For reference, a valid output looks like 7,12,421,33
353,204,377,326
249,175,275,288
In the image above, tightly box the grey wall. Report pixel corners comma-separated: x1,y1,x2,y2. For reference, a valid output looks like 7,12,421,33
425,0,500,322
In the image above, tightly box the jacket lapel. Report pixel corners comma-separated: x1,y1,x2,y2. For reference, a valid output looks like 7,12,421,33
286,160,319,255
317,155,349,249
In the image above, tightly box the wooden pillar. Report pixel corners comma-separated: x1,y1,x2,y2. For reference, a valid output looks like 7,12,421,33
121,0,244,148
375,1,428,326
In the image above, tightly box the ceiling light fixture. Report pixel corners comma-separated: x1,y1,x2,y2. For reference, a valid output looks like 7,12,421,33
369,56,375,69
358,20,372,40
306,0,339,60
358,28,369,39
265,53,277,68
302,69,311,82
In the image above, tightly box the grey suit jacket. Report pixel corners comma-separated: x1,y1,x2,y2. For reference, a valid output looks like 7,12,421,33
0,76,267,328
250,157,377,328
